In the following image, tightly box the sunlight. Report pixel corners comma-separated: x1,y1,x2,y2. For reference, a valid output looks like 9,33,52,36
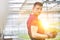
41,20,49,29
39,14,49,30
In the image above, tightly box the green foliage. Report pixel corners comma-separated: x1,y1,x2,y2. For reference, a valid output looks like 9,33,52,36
18,33,30,40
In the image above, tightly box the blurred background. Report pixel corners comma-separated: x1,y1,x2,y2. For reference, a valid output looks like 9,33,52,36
0,0,60,40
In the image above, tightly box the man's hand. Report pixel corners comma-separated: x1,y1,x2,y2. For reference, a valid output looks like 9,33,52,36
46,31,57,38
51,31,57,38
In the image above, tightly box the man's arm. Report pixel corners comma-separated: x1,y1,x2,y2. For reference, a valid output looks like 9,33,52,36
31,26,48,39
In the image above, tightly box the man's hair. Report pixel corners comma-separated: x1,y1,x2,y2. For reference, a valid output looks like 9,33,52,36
34,2,43,7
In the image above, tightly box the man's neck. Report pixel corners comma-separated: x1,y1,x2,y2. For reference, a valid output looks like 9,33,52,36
31,12,38,17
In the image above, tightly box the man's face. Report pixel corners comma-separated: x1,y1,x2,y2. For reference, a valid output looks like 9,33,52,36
33,5,42,16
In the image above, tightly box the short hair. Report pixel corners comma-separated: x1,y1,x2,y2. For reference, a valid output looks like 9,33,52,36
34,2,43,7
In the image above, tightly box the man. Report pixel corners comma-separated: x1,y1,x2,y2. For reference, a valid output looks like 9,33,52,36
27,2,57,40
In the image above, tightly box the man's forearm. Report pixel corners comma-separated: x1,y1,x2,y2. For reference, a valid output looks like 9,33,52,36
32,33,48,39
